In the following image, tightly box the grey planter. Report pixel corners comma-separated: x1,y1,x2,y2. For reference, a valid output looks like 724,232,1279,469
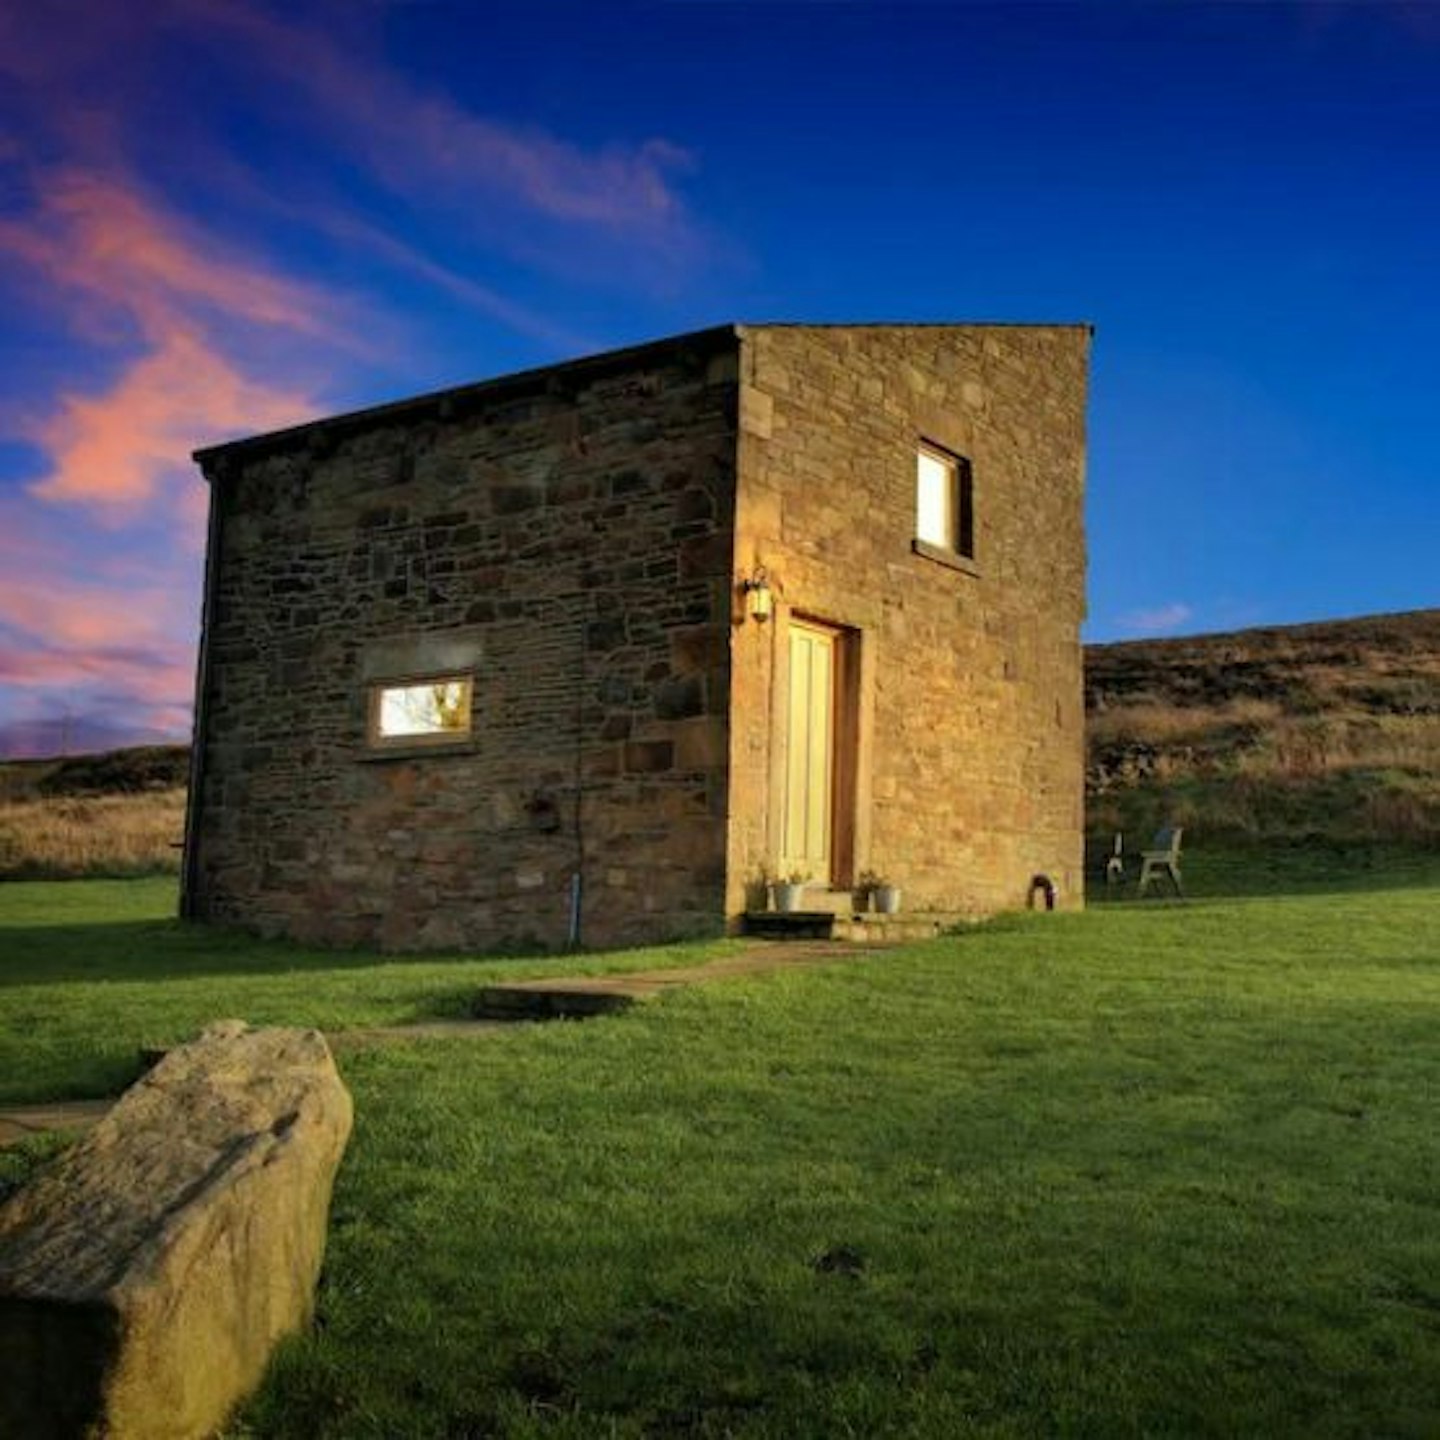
775,882,807,913
873,885,902,915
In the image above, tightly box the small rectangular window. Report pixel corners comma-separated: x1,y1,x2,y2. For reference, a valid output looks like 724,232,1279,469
368,675,473,746
915,443,974,560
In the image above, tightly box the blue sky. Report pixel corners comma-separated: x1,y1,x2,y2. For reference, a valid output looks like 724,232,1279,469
1,0,1436,754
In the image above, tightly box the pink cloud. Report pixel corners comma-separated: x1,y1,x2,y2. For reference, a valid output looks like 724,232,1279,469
0,168,330,520
0,167,354,349
0,566,197,735
0,571,185,658
28,327,312,517
0,643,190,696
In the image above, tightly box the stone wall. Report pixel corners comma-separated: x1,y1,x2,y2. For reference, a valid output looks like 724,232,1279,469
726,324,1089,918
188,333,739,950
187,323,1088,951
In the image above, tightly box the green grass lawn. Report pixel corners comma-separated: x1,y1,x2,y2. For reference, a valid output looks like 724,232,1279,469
4,869,1440,1435
1088,838,1440,902
0,878,744,1104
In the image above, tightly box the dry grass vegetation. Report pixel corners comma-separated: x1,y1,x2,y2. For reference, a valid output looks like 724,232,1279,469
0,746,187,879
1087,608,1440,849
2,612,1435,880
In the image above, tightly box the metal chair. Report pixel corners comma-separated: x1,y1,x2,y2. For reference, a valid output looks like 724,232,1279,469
1104,832,1125,891
1136,825,1184,899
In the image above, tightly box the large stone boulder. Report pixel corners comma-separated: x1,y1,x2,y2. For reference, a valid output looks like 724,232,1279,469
0,1021,353,1440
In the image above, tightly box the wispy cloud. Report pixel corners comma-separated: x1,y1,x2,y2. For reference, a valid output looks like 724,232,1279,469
0,168,352,344
1119,602,1194,637
0,163,324,743
189,0,699,245
0,168,333,519
0,566,197,738
27,331,312,518
0,0,717,752
302,207,597,354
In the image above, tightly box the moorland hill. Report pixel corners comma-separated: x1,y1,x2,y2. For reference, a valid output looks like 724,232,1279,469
1086,608,1440,851
2,610,1435,878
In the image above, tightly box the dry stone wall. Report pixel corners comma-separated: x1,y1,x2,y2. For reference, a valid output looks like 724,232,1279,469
189,335,739,950
726,324,1089,917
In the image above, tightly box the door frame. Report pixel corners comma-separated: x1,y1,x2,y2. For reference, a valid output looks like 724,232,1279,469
770,612,862,890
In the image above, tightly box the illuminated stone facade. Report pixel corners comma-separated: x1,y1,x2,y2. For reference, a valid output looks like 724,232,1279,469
185,324,1088,949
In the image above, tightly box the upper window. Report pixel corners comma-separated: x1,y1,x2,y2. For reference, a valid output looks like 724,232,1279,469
915,442,974,561
368,675,473,747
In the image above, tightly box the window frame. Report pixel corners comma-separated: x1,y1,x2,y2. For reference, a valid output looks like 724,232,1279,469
365,670,476,752
913,439,978,576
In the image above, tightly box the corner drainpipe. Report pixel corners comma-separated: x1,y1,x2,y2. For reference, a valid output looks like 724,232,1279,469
568,871,583,948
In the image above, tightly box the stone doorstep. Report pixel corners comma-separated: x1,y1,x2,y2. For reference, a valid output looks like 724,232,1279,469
741,910,838,940
743,910,960,943
833,915,948,944
790,888,855,916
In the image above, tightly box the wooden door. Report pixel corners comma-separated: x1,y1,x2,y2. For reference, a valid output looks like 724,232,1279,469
782,621,836,881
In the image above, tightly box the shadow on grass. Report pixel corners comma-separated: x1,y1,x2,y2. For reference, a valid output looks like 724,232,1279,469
0,913,738,995
0,917,552,990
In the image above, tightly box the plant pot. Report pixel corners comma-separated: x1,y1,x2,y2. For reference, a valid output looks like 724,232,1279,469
775,882,807,913
873,885,902,915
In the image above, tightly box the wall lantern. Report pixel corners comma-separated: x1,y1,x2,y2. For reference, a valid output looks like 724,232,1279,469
742,567,774,622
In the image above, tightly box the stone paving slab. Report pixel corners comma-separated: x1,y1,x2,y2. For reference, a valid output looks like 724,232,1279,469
470,938,872,1018
0,940,884,1146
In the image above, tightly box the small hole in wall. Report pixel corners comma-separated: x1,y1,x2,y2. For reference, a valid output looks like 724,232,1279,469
525,791,561,832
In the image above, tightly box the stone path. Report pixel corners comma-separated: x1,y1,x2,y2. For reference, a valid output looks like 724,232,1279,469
471,937,869,1019
0,939,878,1147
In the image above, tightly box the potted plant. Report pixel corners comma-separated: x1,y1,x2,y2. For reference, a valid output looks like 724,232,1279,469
774,869,810,913
861,872,901,914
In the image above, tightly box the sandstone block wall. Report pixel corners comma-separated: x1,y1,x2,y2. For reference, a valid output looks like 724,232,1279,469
726,324,1089,917
187,323,1088,952
187,333,740,950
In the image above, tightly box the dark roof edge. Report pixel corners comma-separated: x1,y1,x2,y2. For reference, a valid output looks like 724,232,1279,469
736,320,1095,331
193,319,1095,472
192,324,741,472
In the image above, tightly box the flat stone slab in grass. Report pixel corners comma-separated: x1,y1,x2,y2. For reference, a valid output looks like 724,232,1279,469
473,978,647,1020
471,941,880,1021
0,1020,353,1440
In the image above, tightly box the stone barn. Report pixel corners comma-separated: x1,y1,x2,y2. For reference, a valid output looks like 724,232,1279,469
183,323,1089,950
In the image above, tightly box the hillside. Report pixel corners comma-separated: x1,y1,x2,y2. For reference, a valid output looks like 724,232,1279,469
1086,608,1440,852
0,745,190,802
0,746,189,879
2,612,1435,880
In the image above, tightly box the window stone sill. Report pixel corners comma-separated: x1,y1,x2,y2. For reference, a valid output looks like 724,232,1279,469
912,539,981,578
357,738,479,762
